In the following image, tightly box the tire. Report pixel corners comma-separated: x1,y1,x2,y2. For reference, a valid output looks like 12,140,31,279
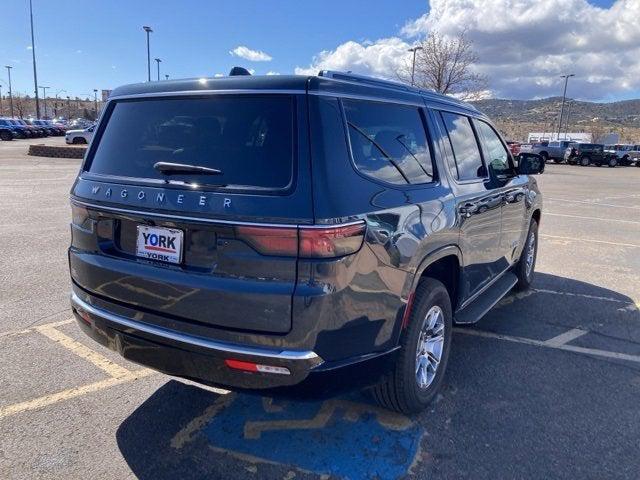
370,278,452,414
608,157,617,168
539,152,548,161
0,130,13,141
622,155,629,166
553,158,562,164
580,156,590,167
72,137,86,144
514,218,538,291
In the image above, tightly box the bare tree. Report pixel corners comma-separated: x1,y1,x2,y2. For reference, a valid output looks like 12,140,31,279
398,31,488,101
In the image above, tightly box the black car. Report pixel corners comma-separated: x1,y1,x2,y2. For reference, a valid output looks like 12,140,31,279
565,143,617,167
68,70,543,413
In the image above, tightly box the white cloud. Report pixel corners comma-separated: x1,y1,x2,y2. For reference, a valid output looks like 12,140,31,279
26,46,33,50
295,0,640,100
214,73,224,77
266,71,280,76
229,46,273,62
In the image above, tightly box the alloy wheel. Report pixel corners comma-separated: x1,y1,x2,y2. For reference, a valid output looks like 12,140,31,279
415,305,445,389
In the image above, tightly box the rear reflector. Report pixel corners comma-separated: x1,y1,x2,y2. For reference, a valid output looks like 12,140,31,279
225,359,291,375
235,221,365,258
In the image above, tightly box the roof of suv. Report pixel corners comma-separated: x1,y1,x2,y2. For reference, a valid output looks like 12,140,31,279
108,72,480,115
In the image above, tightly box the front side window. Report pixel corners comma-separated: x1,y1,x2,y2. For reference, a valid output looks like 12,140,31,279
440,112,485,181
474,119,514,177
342,99,434,185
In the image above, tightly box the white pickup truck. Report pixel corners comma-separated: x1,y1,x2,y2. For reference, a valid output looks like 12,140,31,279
604,145,640,166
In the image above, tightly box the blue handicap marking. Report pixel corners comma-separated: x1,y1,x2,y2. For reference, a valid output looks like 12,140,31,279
202,394,424,479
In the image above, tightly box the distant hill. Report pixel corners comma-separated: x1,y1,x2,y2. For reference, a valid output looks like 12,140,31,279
470,97,640,142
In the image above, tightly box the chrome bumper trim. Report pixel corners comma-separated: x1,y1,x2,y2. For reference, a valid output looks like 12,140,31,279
71,293,320,362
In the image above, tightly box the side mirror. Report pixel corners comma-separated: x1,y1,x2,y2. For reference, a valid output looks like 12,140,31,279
517,153,545,175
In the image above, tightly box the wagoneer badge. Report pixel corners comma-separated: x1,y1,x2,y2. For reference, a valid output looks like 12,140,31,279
89,185,232,208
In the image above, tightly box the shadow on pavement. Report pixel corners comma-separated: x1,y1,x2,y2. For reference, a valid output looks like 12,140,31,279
116,273,640,479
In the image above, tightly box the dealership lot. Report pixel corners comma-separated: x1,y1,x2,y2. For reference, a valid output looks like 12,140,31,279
1,143,639,479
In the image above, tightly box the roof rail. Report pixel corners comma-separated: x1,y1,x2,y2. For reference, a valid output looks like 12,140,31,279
318,70,413,93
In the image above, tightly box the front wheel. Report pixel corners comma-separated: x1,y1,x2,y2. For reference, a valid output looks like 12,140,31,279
580,156,590,167
608,157,617,168
0,131,13,141
371,278,452,414
514,218,538,291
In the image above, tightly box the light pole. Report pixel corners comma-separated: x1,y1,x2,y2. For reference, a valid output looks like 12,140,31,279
155,58,162,81
93,89,98,117
55,89,66,118
564,101,573,140
143,26,153,82
39,85,49,118
66,96,71,119
5,66,14,117
557,73,575,139
408,46,423,86
165,74,169,80
0,84,3,116
29,0,41,118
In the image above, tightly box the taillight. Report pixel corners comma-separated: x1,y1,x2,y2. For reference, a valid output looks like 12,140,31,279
235,226,298,256
235,221,366,258
70,203,91,230
299,223,366,258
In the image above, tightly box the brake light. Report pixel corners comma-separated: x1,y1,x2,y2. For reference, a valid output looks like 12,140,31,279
235,226,298,256
299,223,366,258
235,222,366,258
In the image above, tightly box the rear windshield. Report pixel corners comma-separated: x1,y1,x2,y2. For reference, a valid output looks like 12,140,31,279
86,96,294,190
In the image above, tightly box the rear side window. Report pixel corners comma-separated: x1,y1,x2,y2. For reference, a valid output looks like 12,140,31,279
440,112,485,181
86,96,294,190
342,99,434,185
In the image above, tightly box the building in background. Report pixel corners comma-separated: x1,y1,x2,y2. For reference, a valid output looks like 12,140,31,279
527,132,593,143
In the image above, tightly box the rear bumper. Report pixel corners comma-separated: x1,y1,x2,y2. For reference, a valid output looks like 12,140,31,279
71,292,324,389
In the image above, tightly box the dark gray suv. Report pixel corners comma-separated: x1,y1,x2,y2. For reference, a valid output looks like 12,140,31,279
68,70,543,413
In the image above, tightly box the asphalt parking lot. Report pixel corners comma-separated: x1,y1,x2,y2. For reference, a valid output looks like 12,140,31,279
1,141,639,480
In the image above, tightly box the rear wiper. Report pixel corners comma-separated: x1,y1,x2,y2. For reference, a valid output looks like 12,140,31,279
153,161,222,175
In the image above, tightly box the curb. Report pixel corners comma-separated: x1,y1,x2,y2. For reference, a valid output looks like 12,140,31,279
28,144,86,159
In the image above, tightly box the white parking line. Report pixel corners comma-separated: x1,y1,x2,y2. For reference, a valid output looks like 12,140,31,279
455,328,640,364
543,328,588,347
540,234,640,249
545,212,640,225
547,197,640,210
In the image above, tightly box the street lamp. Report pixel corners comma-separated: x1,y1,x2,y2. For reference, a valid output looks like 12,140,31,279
557,73,575,139
5,66,14,117
29,0,41,118
66,95,71,119
408,46,423,87
93,89,98,117
155,58,162,81
39,85,50,118
165,74,169,80
143,26,153,82
55,89,66,117
564,101,573,140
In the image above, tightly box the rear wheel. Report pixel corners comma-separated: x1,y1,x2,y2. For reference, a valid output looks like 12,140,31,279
514,218,538,291
0,130,13,141
580,156,590,166
608,157,617,168
371,278,452,414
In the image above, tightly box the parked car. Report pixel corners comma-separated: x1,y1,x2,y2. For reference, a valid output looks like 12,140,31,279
604,144,640,166
65,124,95,144
506,141,521,156
23,119,50,136
13,119,45,137
565,143,617,167
68,71,543,414
522,140,571,162
0,120,18,141
0,118,29,138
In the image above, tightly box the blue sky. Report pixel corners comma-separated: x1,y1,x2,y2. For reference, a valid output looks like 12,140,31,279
1,0,631,102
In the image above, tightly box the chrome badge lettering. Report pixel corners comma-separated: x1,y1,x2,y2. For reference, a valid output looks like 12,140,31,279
89,184,232,209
